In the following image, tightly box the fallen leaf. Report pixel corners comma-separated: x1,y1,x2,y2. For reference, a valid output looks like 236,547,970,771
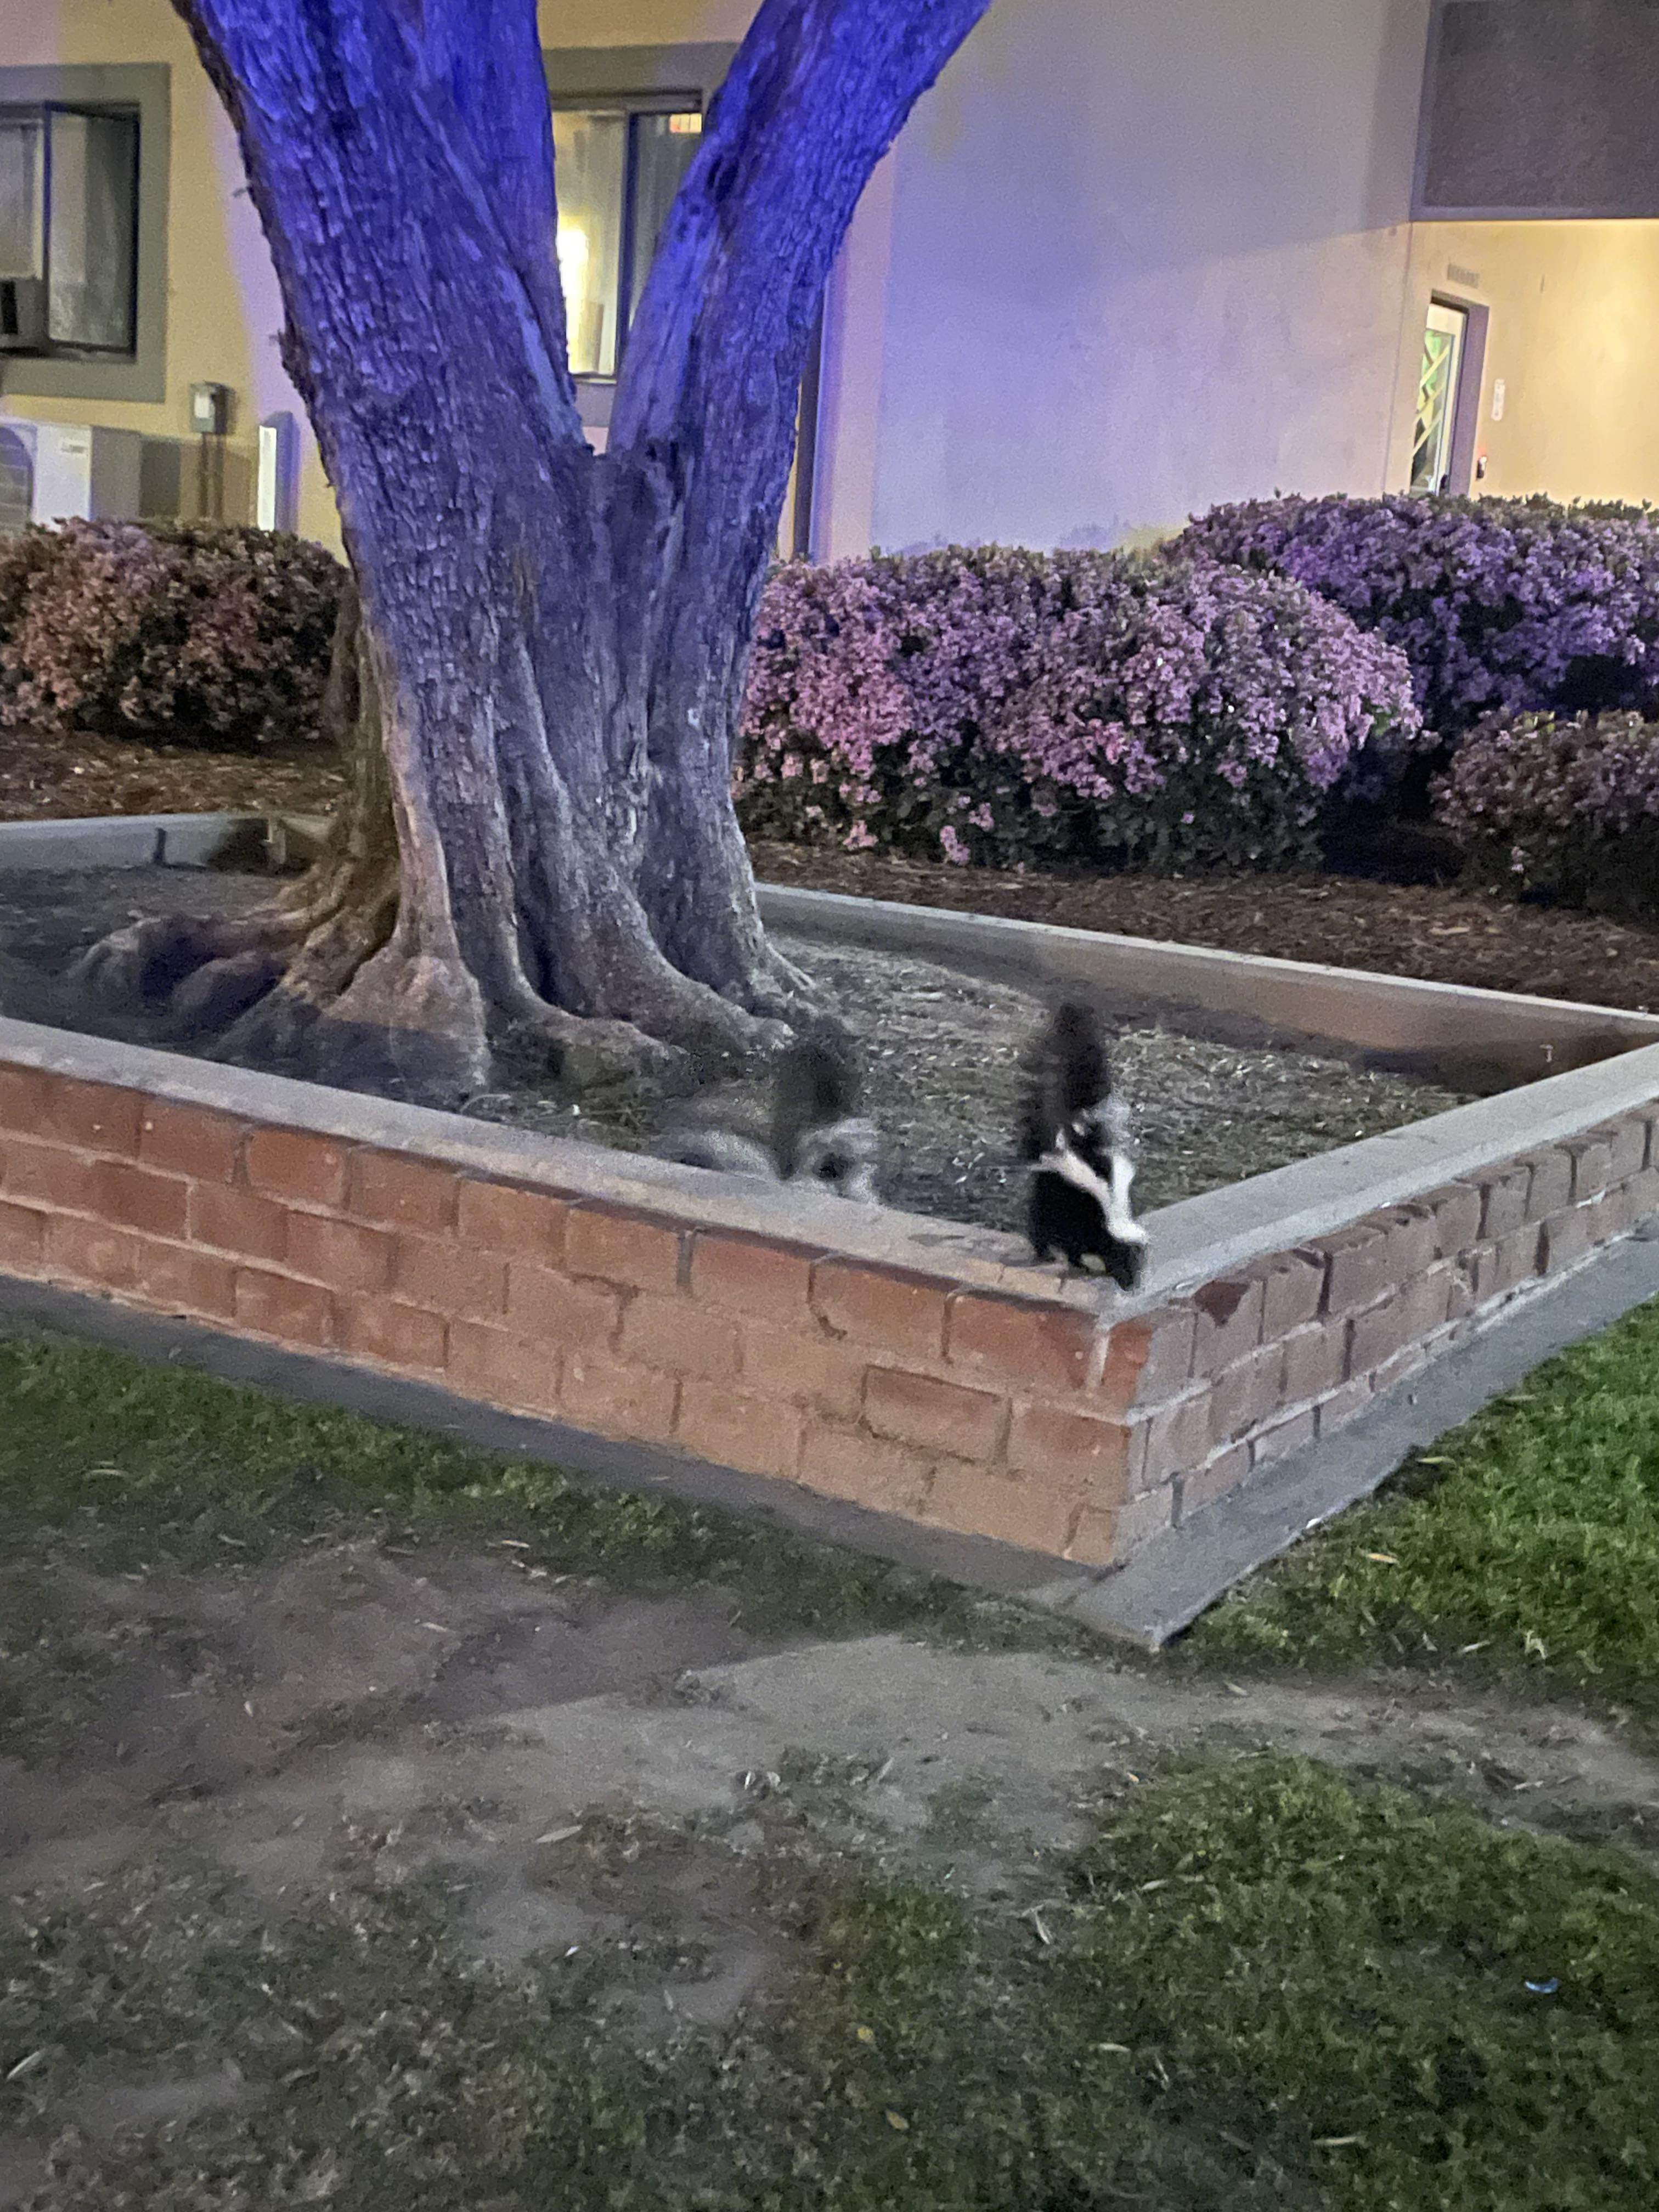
885,2110,909,2132
856,2025,876,2045
535,1825,583,1847
5,2051,45,2082
1363,1552,1400,1565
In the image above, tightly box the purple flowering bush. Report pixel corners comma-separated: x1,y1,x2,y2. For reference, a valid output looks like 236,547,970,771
1433,709,1659,919
737,546,1419,873
1175,493,1659,738
0,518,345,749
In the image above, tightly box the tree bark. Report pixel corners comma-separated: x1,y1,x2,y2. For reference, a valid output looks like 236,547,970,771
126,0,991,1093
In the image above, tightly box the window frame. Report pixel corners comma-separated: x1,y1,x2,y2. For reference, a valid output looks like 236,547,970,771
0,64,167,405
543,46,736,432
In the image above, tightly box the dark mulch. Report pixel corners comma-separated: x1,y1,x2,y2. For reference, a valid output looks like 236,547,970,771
751,841,1659,1017
0,724,347,823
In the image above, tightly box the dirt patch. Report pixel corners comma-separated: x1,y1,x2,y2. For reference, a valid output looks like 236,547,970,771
0,865,1471,1232
0,726,346,825
4,1527,1657,2208
753,838,1659,1017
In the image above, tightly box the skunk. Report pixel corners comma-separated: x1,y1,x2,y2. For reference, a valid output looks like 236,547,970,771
770,1020,881,1202
654,1022,882,1202
1019,1001,1147,1289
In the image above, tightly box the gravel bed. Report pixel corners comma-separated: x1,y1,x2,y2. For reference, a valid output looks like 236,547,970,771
0,867,1474,1233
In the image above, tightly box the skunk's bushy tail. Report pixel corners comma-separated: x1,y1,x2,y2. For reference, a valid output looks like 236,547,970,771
1019,1000,1113,1160
771,1020,862,1173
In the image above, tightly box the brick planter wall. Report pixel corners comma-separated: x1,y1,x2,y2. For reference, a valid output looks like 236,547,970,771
1,1041,1656,1570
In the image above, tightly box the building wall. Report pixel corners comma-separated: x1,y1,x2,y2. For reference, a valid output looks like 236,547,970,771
854,0,1435,555
1390,217,1659,504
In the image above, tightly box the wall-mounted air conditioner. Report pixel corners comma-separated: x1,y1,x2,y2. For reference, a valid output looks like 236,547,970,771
0,278,47,352
0,415,144,537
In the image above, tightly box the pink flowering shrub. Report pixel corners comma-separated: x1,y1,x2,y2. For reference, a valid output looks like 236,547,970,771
0,518,345,749
737,546,1420,873
1433,709,1659,918
1175,493,1659,737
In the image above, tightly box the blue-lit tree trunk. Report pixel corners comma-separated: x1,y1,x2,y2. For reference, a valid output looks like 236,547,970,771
101,0,991,1090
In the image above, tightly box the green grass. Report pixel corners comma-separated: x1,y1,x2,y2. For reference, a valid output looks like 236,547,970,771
1190,1295,1659,1717
6,1754,1657,2208
0,1327,1076,1653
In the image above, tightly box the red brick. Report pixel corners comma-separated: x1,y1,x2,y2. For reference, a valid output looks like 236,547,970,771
1472,1224,1541,1302
286,1213,396,1294
1282,1319,1346,1402
1317,1375,1374,1435
90,1160,188,1240
138,1103,245,1184
0,1137,95,1213
1421,1181,1483,1259
1190,1274,1265,1373
1210,1343,1284,1442
0,1197,44,1271
564,1206,684,1294
676,1381,802,1479
128,1239,236,1319
1539,1207,1592,1273
1101,1305,1197,1403
234,1267,333,1347
49,1079,142,1156
1175,1444,1250,1523
1066,1486,1172,1566
0,1064,50,1134
619,1294,740,1379
1520,1148,1573,1223
1007,1401,1135,1502
188,1183,289,1263
1381,1205,1437,1280
1401,1260,1454,1340
394,1233,505,1319
560,1350,679,1441
1621,1166,1659,1227
447,1319,562,1416
798,1421,932,1515
947,1290,1098,1391
349,1150,459,1232
457,1178,570,1262
1251,1407,1317,1468
504,1262,622,1347
1479,1165,1532,1241
1347,1290,1413,1377
1373,1344,1429,1397
1320,1224,1392,1314
1259,1250,1327,1339
864,1367,1006,1462
336,1294,447,1372
815,1260,947,1361
1447,1261,1477,1321
1565,1133,1617,1203
1141,1387,1214,1483
924,1462,1079,1555
1583,1181,1639,1243
690,1232,816,1319
46,1213,138,1288
1604,1118,1649,1180
245,1127,349,1208
740,1322,867,1419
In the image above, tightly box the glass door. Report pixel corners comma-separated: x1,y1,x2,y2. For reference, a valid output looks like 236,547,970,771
1410,300,1468,493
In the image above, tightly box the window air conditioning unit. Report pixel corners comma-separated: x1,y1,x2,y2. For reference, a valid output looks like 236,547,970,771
0,416,144,537
0,277,47,352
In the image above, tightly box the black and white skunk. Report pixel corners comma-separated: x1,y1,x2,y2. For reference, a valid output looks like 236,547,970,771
654,1022,881,1202
1019,1001,1147,1289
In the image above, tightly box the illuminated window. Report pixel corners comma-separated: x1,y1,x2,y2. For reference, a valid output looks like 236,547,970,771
552,100,703,379
0,104,139,357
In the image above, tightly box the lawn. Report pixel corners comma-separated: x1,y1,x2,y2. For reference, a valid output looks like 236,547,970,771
5,1752,1656,2210
1190,1294,1659,1726
0,1325,1072,1656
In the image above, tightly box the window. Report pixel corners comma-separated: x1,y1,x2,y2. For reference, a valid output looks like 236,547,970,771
551,98,704,379
0,103,139,357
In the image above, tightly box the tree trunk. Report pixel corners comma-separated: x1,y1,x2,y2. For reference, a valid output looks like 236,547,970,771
110,0,991,1097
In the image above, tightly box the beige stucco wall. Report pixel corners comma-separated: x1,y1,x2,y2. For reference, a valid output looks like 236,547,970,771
1389,218,1659,505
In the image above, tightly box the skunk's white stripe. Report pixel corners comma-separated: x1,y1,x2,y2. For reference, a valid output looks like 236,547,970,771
1036,1138,1149,1246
